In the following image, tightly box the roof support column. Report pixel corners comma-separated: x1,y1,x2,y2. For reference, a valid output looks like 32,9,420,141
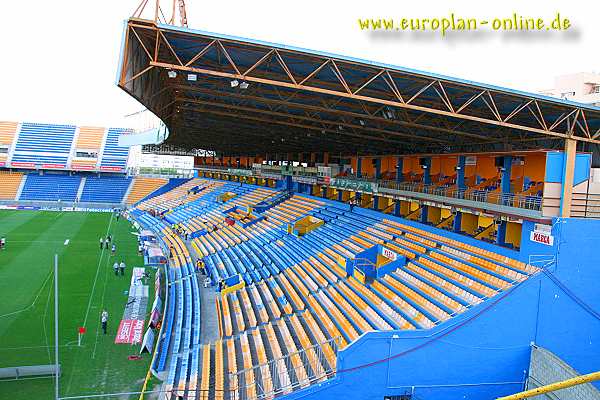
501,156,513,195
373,158,381,210
496,220,507,246
420,205,429,224
396,157,404,183
560,138,577,218
453,211,462,233
456,155,466,190
357,157,362,179
421,157,431,185
394,157,403,216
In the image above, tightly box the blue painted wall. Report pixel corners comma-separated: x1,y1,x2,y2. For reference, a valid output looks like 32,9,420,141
545,152,591,185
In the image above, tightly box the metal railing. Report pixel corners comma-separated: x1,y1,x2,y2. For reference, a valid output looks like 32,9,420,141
571,193,600,218
189,166,544,212
379,180,543,211
231,337,339,400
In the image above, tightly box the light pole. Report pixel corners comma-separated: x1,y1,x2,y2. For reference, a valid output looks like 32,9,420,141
54,254,59,400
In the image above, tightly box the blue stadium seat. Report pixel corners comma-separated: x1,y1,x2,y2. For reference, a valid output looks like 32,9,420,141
100,128,130,170
12,123,75,166
80,176,132,203
19,174,81,201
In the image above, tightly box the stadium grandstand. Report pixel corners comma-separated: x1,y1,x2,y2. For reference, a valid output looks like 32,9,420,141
1,1,599,400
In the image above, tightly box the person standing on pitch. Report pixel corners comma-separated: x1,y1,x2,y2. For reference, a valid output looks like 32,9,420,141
101,310,109,335
111,243,116,256
113,261,119,276
99,237,104,250
119,260,126,276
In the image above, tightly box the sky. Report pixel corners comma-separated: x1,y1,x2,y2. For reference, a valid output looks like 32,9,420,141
0,0,598,127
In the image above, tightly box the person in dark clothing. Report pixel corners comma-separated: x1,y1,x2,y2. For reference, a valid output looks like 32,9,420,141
349,199,355,212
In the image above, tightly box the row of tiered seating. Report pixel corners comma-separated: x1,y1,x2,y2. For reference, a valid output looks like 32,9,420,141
71,126,106,170
134,214,202,400
0,121,18,167
80,176,132,203
137,178,223,213
0,122,133,171
132,178,536,400
99,128,130,170
12,123,76,166
125,177,169,205
0,171,23,200
19,174,81,201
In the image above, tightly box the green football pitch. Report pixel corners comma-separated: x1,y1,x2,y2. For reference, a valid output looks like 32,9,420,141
0,210,154,400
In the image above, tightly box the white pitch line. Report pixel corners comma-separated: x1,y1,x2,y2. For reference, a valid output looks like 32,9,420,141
91,244,116,359
81,213,114,332
64,213,114,397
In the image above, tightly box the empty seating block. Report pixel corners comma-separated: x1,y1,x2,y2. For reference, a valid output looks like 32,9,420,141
0,171,23,200
12,123,75,167
126,177,168,205
71,126,106,170
80,176,132,203
0,121,18,166
131,178,536,400
99,128,130,171
19,174,81,201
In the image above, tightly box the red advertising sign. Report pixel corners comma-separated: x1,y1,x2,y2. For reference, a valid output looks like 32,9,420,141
100,166,123,172
530,230,554,246
72,164,96,170
0,162,5,167
115,319,145,344
41,163,66,169
10,162,35,168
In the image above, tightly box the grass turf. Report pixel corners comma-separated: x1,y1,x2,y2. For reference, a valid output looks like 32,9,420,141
0,210,154,399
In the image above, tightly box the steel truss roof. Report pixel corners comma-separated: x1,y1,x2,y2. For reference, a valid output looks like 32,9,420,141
118,19,600,156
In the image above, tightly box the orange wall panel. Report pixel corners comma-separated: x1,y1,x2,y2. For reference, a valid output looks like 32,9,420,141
475,156,498,179
523,153,546,182
440,156,458,176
